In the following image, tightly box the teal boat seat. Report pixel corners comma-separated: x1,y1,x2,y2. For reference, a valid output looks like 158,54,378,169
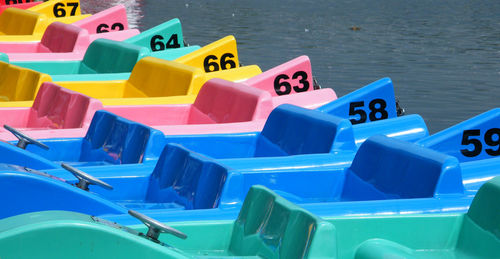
229,185,336,258
78,38,149,74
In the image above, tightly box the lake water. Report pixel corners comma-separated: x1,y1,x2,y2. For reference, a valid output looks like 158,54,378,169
83,0,500,133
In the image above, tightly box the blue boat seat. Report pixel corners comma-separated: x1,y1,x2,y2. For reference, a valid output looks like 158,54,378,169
78,111,164,165
341,135,464,201
254,104,356,157
145,144,227,209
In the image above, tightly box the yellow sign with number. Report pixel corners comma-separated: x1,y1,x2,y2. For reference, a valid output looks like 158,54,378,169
28,0,82,18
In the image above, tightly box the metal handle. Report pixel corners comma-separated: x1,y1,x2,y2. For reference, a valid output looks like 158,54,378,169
61,163,113,191
129,210,187,241
3,125,49,150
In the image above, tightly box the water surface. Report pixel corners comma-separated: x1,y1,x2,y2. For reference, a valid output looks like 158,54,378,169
83,0,500,133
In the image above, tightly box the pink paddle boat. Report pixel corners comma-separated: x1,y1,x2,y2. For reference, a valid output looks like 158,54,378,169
0,5,139,61
0,56,336,140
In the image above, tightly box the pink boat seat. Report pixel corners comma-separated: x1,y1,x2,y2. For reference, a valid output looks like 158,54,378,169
188,78,273,124
37,22,86,53
27,82,102,129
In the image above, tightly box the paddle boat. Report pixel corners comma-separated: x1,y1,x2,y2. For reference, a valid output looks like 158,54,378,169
7,33,245,81
1,0,81,18
0,55,261,107
0,55,336,140
0,185,339,258
7,106,487,223
0,14,196,63
0,1,89,42
0,6,139,62
0,99,427,169
1,177,498,258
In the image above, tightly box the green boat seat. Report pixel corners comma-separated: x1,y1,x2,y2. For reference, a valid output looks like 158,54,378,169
229,185,336,258
78,38,149,74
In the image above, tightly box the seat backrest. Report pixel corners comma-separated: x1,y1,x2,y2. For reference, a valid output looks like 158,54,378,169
0,62,51,102
254,104,356,157
229,185,336,258
28,82,103,128
341,135,464,201
189,78,273,124
455,176,500,257
126,57,206,97
145,144,228,209
0,8,40,35
39,22,87,53
79,39,149,74
80,110,165,164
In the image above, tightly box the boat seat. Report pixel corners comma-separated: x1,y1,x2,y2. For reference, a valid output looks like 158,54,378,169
228,185,336,258
341,135,464,201
79,39,149,74
29,82,102,128
254,104,356,157
145,144,227,209
456,176,500,256
38,22,86,53
0,62,51,101
0,8,40,35
27,82,101,128
125,57,205,97
188,79,273,124
79,110,165,164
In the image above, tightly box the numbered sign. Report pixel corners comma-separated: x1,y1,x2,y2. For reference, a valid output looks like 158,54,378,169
175,36,238,72
96,23,124,33
348,99,389,124
416,108,500,162
150,34,181,51
460,128,500,157
203,53,236,72
53,2,79,17
273,71,310,95
2,0,33,5
244,56,314,96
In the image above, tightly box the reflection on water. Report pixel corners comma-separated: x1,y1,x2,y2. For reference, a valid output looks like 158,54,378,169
84,0,499,133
